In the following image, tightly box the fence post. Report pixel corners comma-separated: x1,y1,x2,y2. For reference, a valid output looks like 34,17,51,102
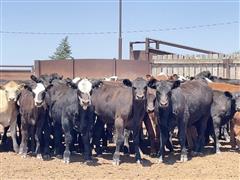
224,58,231,79
72,59,75,78
34,60,40,77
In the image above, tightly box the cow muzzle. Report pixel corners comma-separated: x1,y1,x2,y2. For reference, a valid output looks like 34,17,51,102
35,101,43,107
135,94,145,100
159,100,169,107
8,97,16,102
147,105,155,112
79,98,91,110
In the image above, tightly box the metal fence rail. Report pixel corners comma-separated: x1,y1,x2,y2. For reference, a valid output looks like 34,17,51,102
151,55,240,79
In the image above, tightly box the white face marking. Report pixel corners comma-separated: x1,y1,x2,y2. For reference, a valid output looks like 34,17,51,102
72,77,81,84
77,79,93,110
178,75,187,81
78,79,92,94
32,83,45,105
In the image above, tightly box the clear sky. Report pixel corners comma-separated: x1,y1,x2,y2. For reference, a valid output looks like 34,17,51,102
0,0,239,65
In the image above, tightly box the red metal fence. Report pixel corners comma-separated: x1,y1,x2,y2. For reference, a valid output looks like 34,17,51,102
34,59,150,80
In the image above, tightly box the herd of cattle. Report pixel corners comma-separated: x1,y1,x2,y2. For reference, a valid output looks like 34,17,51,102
0,71,239,165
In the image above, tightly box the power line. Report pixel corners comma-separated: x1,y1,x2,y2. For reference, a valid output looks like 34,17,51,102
0,21,238,36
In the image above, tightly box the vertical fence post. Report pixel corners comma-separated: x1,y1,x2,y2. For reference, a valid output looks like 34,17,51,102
72,59,75,78
34,60,40,77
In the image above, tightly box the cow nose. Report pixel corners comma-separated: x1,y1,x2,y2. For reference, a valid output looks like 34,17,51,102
8,97,16,101
35,102,43,106
160,100,168,107
136,94,144,100
147,105,155,112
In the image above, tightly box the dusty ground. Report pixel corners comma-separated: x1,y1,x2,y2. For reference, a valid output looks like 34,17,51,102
0,143,239,180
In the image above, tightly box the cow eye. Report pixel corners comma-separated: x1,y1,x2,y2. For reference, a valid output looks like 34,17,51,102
167,91,172,96
133,87,137,90
89,90,93,95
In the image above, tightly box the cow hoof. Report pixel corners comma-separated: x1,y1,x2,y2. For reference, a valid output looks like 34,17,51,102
157,158,163,164
136,160,142,165
43,154,51,160
63,159,70,164
14,148,19,153
216,151,221,154
150,152,157,158
84,160,93,165
21,154,27,158
191,151,198,157
112,160,120,166
36,154,43,160
56,155,62,159
180,155,188,162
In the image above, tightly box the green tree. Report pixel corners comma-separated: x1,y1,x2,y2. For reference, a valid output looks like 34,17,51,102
49,36,73,60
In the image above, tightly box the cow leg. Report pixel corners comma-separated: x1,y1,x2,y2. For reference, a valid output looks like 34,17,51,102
212,116,221,153
1,126,10,145
178,121,188,162
81,131,92,163
70,129,78,153
17,114,22,145
62,119,72,164
230,120,236,150
143,113,157,157
92,118,104,156
29,125,36,153
9,120,19,153
113,117,124,165
166,131,174,152
34,126,42,159
133,124,142,164
195,116,209,154
223,124,230,141
19,122,28,157
123,129,130,155
42,118,51,160
157,126,168,163
53,122,62,158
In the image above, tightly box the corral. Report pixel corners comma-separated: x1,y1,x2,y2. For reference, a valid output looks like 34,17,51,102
0,39,239,180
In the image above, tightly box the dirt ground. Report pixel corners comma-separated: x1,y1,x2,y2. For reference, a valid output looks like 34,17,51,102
0,143,239,180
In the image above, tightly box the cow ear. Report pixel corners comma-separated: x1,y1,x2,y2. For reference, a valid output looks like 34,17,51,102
147,78,157,89
46,84,53,91
92,80,103,89
24,84,32,92
123,79,132,87
66,79,78,89
224,91,233,99
18,83,25,90
145,74,153,81
30,75,40,83
172,80,181,89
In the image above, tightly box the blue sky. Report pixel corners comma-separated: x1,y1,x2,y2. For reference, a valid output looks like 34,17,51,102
0,0,239,65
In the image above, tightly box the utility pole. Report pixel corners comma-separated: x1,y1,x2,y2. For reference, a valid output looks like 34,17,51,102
118,0,122,60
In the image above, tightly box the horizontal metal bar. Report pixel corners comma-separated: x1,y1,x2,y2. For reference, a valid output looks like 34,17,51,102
147,38,221,54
